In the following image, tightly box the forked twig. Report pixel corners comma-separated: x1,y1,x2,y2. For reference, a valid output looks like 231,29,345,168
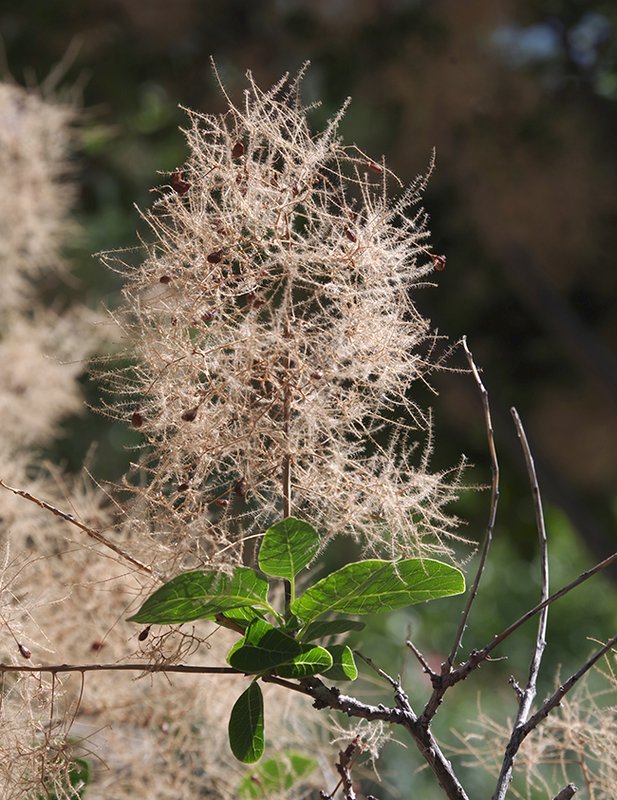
0,479,152,574
520,633,617,740
493,408,550,800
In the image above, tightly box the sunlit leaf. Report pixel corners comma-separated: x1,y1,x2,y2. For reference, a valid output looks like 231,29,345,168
258,517,320,580
291,559,465,623
322,645,358,681
127,567,270,624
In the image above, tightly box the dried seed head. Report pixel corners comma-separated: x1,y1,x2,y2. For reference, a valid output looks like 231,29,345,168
433,254,447,272
207,250,223,264
138,626,151,641
231,141,245,159
18,643,31,659
131,410,144,428
170,169,190,195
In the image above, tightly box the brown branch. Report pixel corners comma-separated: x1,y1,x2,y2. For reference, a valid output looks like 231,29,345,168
406,637,437,679
493,408,550,800
445,337,500,670
490,635,616,799
0,662,240,676
416,547,617,731
420,338,500,726
520,633,617,739
0,479,152,575
336,741,358,800
271,676,470,800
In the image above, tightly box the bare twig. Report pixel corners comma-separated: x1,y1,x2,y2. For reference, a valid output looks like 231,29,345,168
452,550,617,685
416,546,617,734
419,338,500,726
405,637,437,678
0,662,240,676
0,479,152,575
354,650,399,689
446,337,500,670
489,636,615,799
520,633,617,740
336,741,359,800
493,408,550,800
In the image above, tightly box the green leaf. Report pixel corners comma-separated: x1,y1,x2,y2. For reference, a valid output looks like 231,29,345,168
127,567,270,624
215,606,267,631
229,682,264,763
322,645,358,681
275,645,333,678
228,620,301,673
239,752,316,798
301,618,365,642
258,517,320,580
291,559,465,623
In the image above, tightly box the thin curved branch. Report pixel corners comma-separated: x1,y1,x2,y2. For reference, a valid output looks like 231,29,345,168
0,479,152,575
493,408,550,800
446,337,500,670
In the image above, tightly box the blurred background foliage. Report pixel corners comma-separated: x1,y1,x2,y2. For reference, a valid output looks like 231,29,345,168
1,0,616,797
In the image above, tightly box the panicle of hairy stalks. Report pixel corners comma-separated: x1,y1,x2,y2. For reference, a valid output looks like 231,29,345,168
0,82,76,313
100,66,466,571
453,654,617,799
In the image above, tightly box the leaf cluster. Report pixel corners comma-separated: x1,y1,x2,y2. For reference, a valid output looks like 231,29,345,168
129,517,464,763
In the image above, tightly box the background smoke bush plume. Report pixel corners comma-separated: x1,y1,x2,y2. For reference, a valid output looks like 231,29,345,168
101,67,466,574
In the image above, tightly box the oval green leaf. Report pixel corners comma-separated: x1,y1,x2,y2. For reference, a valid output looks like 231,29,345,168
228,619,301,673
290,559,465,623
322,644,358,681
258,517,320,580
127,567,270,624
275,645,333,678
229,682,264,763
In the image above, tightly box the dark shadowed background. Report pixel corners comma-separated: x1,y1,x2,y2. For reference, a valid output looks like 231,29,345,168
2,1,616,796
